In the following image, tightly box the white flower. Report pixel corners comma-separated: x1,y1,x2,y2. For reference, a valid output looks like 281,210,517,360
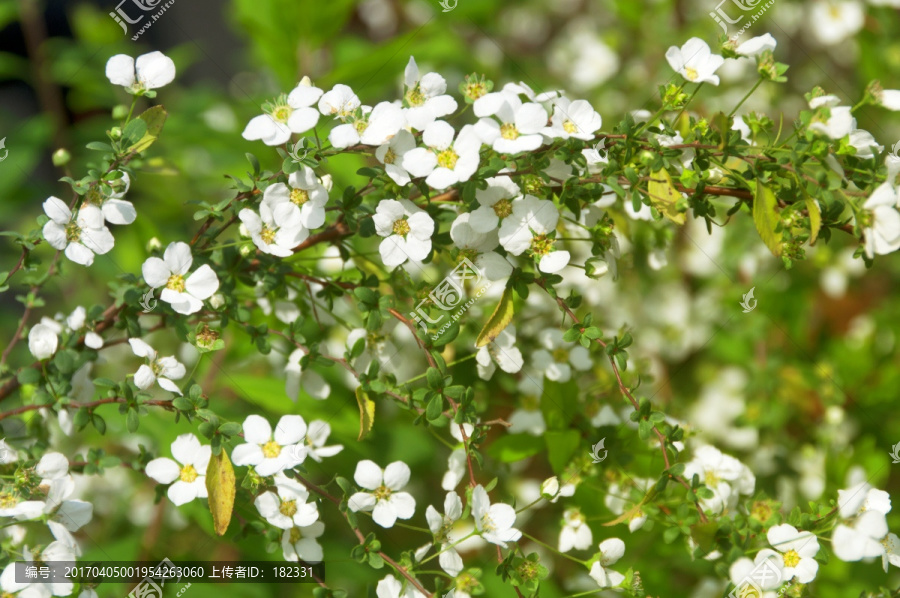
729,556,781,595
376,574,426,598
683,445,755,514
0,542,76,597
474,92,549,154
402,121,481,189
542,98,602,141
243,78,323,146
809,105,854,139
735,33,777,57
142,242,219,315
66,306,103,349
42,197,115,266
665,38,724,85
833,511,889,562
36,452,69,481
254,474,319,529
468,176,522,234
403,57,458,130
882,532,900,572
0,439,16,464
232,414,308,476
425,491,464,576
329,101,405,149
285,349,331,400
282,521,325,563
263,166,330,229
861,182,900,257
348,460,416,528
145,433,211,506
877,88,900,111
588,538,626,588
129,338,186,395
472,484,521,548
442,448,467,491
809,1,864,46
848,129,882,159
450,213,514,282
106,51,175,92
376,129,417,186
239,203,307,257
532,329,591,383
318,84,361,119
87,172,136,226
373,199,435,267
559,508,593,552
28,323,58,360
498,195,570,273
755,524,819,583
475,326,523,380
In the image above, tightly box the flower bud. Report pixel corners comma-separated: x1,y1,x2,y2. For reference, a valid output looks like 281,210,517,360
146,237,162,252
320,173,333,192
28,324,59,360
240,244,254,257
541,476,560,499
209,293,225,309
52,149,71,167
109,127,122,140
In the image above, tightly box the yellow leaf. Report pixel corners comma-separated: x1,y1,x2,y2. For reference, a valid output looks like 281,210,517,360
128,106,168,154
805,196,821,245
475,286,515,348
647,169,686,224
753,179,783,256
206,450,236,536
356,386,375,441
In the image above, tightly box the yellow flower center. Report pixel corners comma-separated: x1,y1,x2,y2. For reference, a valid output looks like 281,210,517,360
392,219,411,236
290,188,310,206
272,104,293,123
354,119,369,134
260,226,277,244
262,440,282,458
704,470,720,487
84,188,103,205
530,234,555,256
289,527,303,543
465,82,488,100
552,347,570,362
684,67,699,81
493,198,513,219
65,222,81,242
373,485,392,501
166,274,186,292
829,6,840,18
179,464,198,483
280,499,298,518
405,86,426,107
782,549,801,568
383,148,397,165
500,123,519,140
480,513,496,532
437,148,459,169
563,120,578,134
0,492,18,509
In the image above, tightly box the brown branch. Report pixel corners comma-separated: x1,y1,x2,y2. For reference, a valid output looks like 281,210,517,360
0,396,174,422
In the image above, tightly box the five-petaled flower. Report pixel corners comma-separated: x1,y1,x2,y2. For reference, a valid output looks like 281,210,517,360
348,460,417,528
129,338,186,395
142,242,220,315
145,433,211,506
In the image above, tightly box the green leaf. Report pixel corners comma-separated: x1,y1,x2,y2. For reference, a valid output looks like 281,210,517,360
126,409,139,433
545,430,580,474
206,450,236,536
753,179,783,256
425,394,444,422
127,106,168,154
122,118,148,145
540,378,578,430
475,286,514,348
647,169,686,224
487,434,544,462
806,196,821,245
355,386,375,441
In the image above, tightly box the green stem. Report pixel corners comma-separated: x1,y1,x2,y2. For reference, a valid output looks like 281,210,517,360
399,353,478,386
520,532,588,565
417,530,478,566
729,78,764,119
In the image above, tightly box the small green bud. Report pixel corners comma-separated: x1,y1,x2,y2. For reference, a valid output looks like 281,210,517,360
51,148,71,167
109,127,123,140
